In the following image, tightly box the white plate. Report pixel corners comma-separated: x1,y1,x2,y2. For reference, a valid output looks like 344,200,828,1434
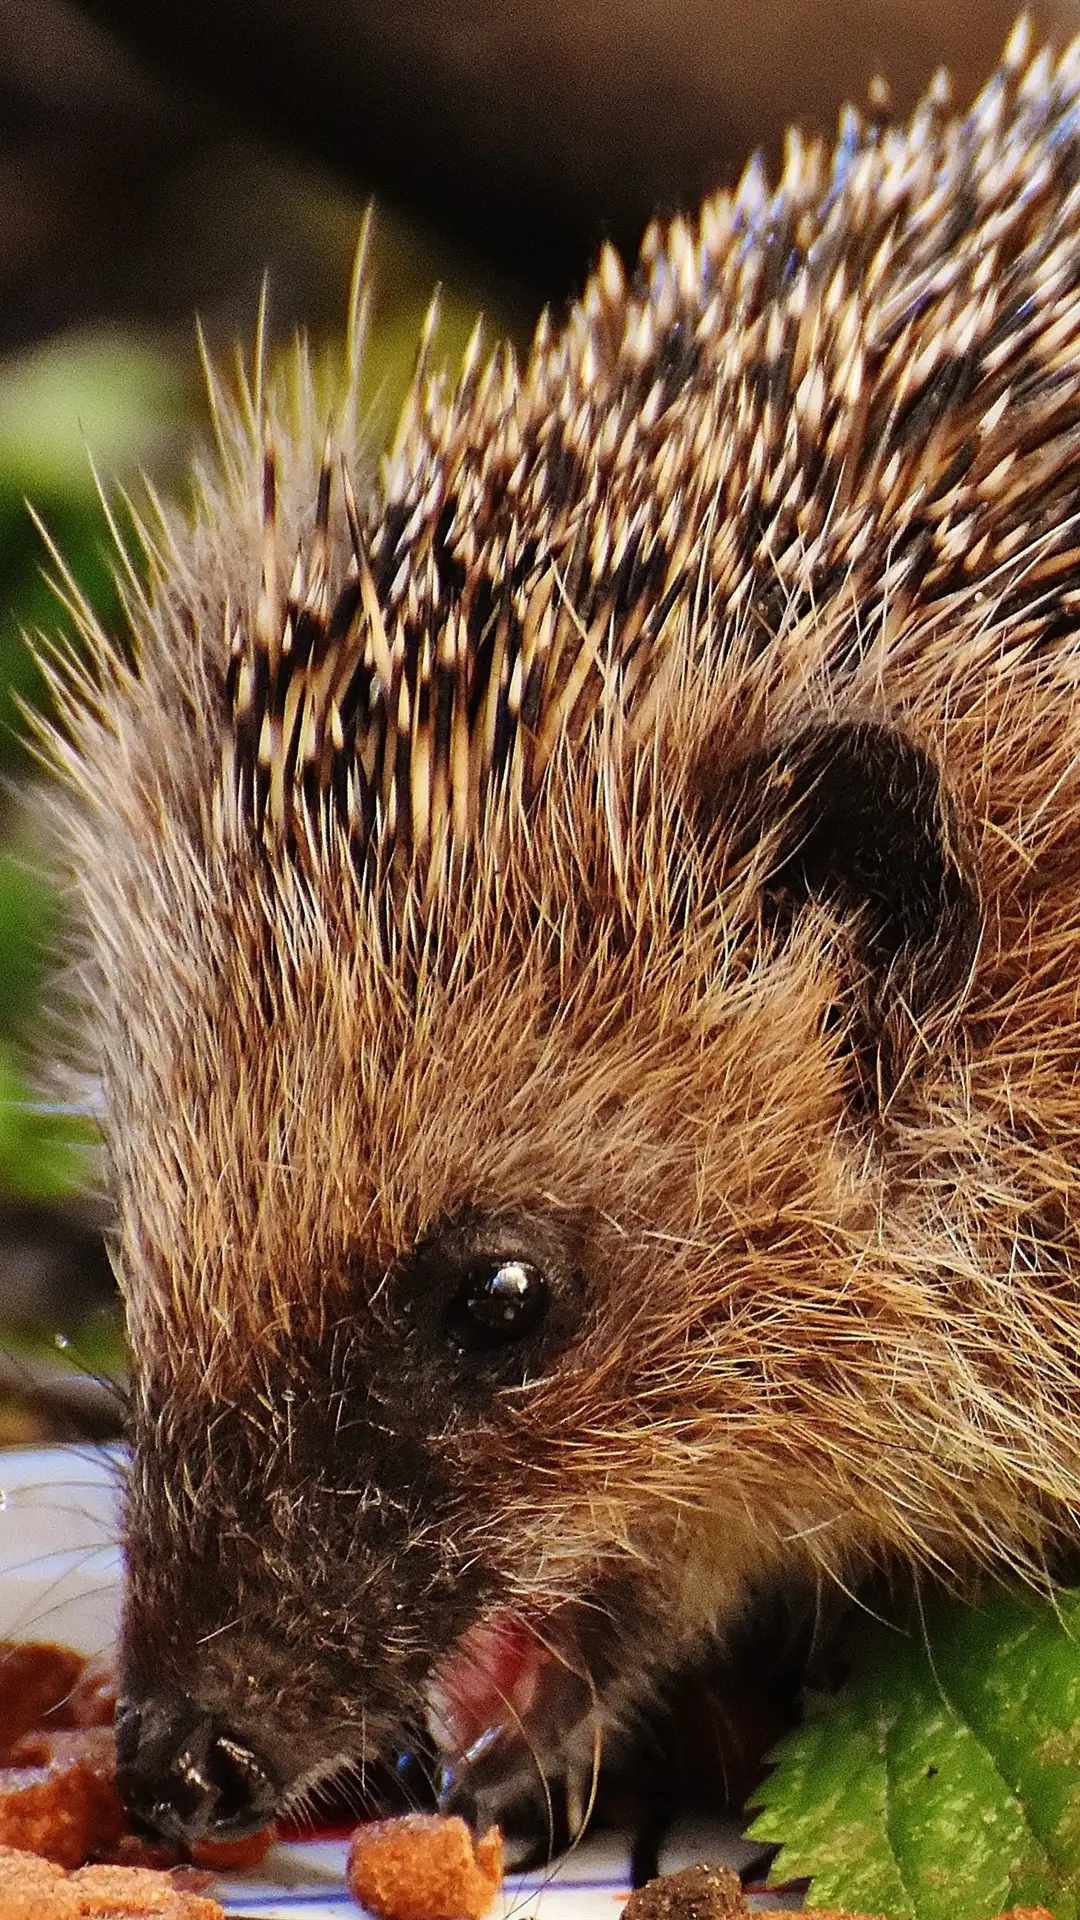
0,1446,791,1917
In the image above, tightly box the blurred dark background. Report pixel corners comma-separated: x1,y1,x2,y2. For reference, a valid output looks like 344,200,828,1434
1,0,1077,1440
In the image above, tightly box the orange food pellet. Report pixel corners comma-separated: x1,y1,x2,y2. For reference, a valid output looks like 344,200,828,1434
0,1844,80,1918
347,1813,503,1920
65,1657,118,1732
0,1760,125,1869
70,1861,224,1916
0,1647,87,1760
189,1824,276,1871
103,1834,185,1872
0,1843,225,1917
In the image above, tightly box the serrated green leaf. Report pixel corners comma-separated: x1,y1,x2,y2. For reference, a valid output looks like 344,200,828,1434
923,1589,1080,1880
746,1689,913,1915
747,1588,1080,1918
881,1631,1052,1920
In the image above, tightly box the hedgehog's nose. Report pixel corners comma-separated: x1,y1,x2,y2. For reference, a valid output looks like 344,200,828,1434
115,1693,279,1842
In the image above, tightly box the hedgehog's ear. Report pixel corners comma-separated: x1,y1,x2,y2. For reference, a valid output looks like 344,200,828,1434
707,719,982,1094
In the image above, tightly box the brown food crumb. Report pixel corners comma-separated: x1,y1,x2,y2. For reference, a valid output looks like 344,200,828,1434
0,1755,126,1868
0,1843,224,1916
188,1825,276,1871
0,1646,87,1760
622,1865,747,1920
70,1861,224,1915
65,1658,118,1732
347,1813,503,1920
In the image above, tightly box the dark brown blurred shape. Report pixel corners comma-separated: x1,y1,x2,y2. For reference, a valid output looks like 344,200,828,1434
4,0,1080,353
0,1,213,354
78,0,1080,287
0,0,375,357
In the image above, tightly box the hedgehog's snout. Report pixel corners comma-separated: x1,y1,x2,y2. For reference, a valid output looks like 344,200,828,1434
115,1691,280,1843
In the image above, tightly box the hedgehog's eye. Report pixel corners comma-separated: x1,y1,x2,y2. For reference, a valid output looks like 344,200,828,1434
446,1259,549,1350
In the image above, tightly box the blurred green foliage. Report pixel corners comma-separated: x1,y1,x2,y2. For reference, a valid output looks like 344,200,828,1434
0,334,185,1220
0,334,187,773
0,851,94,1206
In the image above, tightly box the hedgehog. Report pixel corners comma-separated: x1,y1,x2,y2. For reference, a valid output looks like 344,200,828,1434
43,9,1080,1861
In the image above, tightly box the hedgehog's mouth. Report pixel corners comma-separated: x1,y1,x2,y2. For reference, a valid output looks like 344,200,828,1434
429,1614,558,1755
427,1609,596,1853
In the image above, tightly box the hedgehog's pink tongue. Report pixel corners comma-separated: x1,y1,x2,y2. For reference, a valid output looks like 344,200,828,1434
429,1607,594,1782
428,1612,596,1856
428,1616,550,1758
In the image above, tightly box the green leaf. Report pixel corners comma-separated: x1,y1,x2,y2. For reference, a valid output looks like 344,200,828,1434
745,1686,914,1916
746,1589,1080,1918
0,1044,96,1202
0,329,183,772
0,850,60,1037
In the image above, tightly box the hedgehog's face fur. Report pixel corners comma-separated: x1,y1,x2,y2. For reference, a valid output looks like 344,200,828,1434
57,17,1080,1850
113,728,918,1831
95,686,990,1837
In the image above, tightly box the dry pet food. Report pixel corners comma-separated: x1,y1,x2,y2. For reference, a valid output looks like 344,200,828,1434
347,1813,503,1920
